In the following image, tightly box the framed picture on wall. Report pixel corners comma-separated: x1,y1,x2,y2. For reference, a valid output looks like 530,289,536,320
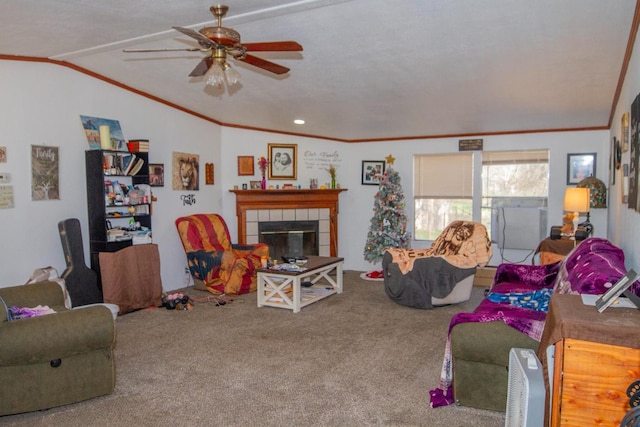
622,112,630,152
237,156,254,176
567,153,596,185
149,163,164,187
268,143,297,179
361,160,385,185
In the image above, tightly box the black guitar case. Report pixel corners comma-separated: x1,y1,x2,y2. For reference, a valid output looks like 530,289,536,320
58,218,103,307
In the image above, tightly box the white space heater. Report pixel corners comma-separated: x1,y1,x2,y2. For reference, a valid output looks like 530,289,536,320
505,348,545,427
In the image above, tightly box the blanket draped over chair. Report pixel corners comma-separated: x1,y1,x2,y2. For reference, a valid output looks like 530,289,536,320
387,220,492,273
383,221,492,309
175,214,270,295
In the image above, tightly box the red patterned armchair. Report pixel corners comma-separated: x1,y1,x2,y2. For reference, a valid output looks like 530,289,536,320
175,214,270,295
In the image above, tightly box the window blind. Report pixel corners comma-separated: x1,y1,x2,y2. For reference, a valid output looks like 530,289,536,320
414,153,473,198
482,150,548,165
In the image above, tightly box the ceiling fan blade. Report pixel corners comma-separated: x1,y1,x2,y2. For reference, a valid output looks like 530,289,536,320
238,54,290,74
242,41,303,52
123,47,205,53
172,26,217,49
189,58,212,77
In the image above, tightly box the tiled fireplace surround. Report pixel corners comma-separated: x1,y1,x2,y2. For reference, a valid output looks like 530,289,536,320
246,208,331,256
229,189,346,258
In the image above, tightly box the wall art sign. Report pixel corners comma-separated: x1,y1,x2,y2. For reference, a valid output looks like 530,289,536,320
31,145,59,201
458,139,483,151
0,185,14,209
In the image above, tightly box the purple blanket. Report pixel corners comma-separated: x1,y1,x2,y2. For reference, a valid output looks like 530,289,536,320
429,238,633,408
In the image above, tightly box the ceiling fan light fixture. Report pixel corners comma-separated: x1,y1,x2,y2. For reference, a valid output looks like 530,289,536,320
224,63,241,87
204,62,225,89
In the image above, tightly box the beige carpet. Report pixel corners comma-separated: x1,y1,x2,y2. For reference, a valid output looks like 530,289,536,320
3,271,505,426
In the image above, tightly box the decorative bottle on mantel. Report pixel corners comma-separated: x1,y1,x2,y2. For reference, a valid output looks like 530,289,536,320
328,165,337,189
258,156,268,190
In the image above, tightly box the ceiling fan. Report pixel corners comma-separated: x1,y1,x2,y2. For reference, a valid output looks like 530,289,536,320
124,5,303,89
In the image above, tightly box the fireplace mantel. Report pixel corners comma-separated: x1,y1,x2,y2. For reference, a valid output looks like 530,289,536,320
229,189,347,257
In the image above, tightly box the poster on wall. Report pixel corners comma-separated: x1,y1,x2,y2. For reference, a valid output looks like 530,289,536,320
630,93,640,211
172,152,199,191
31,145,59,201
0,186,14,209
79,115,126,151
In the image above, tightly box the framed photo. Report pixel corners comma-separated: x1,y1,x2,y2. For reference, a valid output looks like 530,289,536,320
567,153,596,185
249,180,261,189
149,163,164,187
595,269,640,312
237,156,254,176
622,112,630,152
172,152,199,191
611,137,617,185
362,160,385,185
268,143,297,179
623,163,629,203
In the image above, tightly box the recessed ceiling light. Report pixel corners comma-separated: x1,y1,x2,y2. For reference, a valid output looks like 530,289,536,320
294,119,305,125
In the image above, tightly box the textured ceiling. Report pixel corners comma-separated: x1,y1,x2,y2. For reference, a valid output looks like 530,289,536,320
0,0,636,141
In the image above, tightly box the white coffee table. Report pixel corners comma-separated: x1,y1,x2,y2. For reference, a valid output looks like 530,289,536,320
257,256,344,313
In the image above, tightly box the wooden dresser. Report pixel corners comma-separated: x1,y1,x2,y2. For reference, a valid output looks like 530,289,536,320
538,294,640,426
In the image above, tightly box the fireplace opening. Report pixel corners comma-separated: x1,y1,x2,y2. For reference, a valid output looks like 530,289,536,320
259,221,319,261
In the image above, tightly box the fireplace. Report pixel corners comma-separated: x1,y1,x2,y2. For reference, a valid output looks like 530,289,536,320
229,189,346,257
259,220,319,261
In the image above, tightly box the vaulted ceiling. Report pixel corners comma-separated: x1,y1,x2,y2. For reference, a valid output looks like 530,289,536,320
1,0,637,141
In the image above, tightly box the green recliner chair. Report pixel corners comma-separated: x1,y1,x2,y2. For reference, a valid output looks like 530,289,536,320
0,281,116,416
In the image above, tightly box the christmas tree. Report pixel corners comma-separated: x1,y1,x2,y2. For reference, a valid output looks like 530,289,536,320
363,158,411,267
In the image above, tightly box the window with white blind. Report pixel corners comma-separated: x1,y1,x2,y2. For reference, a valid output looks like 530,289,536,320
414,153,474,240
413,150,549,242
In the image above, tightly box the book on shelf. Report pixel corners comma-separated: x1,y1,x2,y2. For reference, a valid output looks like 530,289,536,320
110,180,123,197
127,139,149,153
134,204,149,215
128,158,145,176
121,154,136,175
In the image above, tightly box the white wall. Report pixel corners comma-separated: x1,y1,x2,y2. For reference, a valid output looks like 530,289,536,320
608,24,640,272
0,60,222,288
215,127,609,271
0,57,627,289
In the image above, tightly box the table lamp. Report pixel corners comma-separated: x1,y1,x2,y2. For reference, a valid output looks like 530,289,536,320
563,187,590,233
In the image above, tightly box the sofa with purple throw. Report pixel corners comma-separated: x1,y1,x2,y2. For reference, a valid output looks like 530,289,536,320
429,238,640,411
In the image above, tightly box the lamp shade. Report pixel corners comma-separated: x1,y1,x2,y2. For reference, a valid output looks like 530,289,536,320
563,187,591,213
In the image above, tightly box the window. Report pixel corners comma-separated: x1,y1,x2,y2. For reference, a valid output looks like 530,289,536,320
413,150,549,243
481,150,549,240
414,153,473,240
